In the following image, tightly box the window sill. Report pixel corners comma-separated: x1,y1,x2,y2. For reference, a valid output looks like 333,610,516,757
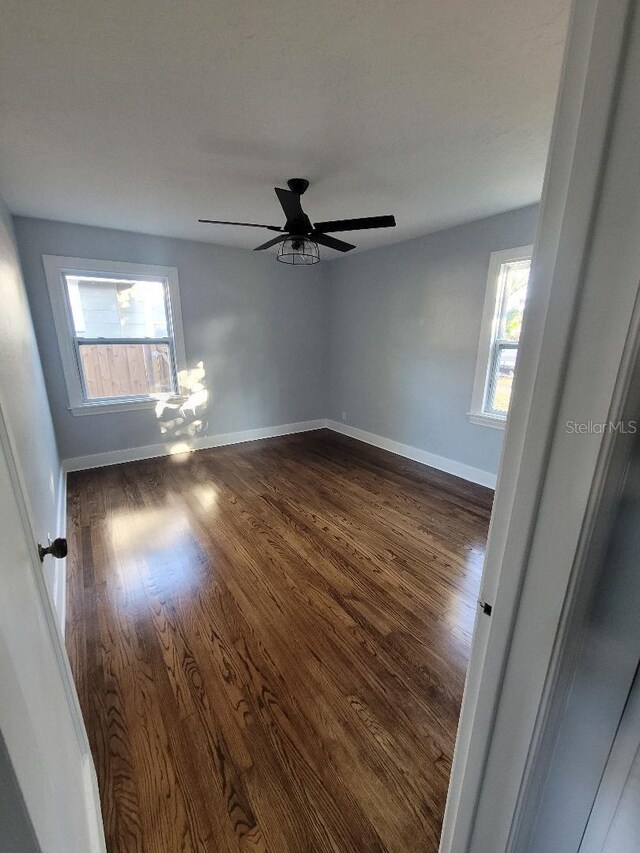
69,398,161,417
468,412,507,430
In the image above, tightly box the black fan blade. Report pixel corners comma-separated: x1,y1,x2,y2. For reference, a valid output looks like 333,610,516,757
274,187,304,223
199,219,283,232
314,215,396,233
311,232,356,253
254,234,288,251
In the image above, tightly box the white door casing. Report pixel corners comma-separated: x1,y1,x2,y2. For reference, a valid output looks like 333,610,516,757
441,0,640,849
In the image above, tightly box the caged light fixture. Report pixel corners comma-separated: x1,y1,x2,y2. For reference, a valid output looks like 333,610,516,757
276,235,320,265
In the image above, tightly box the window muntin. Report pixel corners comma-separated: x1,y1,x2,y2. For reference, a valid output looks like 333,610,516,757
62,274,178,403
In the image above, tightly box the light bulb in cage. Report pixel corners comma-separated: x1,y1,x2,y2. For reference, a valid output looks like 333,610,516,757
276,236,320,265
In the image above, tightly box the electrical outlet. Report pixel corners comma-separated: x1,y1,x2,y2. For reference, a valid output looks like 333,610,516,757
341,411,347,422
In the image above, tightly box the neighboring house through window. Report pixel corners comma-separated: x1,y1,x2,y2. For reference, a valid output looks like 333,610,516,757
43,256,186,415
469,245,533,429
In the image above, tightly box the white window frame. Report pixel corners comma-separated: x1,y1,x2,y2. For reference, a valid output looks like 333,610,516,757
469,244,533,429
43,255,187,416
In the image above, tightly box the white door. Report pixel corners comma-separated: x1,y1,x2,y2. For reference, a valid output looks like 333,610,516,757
580,667,640,853
0,402,105,852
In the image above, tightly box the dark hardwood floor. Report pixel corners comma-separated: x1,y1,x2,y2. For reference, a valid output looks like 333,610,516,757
66,429,492,852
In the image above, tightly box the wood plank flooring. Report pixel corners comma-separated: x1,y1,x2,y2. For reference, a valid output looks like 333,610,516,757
66,429,492,852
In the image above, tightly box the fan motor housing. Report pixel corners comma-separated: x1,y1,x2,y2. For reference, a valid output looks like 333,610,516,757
287,178,310,195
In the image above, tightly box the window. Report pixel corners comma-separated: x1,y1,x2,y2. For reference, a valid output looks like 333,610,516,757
469,245,532,429
44,256,186,415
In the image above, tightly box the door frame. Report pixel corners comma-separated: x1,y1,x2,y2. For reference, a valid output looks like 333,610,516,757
0,398,106,852
440,0,640,848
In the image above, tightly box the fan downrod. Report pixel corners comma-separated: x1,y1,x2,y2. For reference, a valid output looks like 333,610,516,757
287,178,309,196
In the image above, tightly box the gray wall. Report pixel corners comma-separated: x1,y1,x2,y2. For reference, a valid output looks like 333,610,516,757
15,217,328,460
14,205,537,477
0,198,62,597
326,205,539,476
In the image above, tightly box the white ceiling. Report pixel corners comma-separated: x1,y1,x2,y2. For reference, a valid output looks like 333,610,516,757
0,0,569,257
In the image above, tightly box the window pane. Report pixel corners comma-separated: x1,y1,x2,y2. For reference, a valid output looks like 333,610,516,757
65,276,168,339
489,345,517,414
498,260,530,342
78,342,174,400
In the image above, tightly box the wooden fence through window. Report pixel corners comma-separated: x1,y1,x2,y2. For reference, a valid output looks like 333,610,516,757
79,343,173,399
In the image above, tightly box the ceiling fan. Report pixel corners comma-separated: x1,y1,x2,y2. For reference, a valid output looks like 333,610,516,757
199,178,396,265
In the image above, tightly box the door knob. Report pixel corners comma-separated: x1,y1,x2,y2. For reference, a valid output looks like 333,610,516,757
38,537,68,563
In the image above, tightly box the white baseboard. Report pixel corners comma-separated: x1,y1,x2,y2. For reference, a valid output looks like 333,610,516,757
324,420,497,489
63,416,495,491
53,463,68,638
63,419,326,473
